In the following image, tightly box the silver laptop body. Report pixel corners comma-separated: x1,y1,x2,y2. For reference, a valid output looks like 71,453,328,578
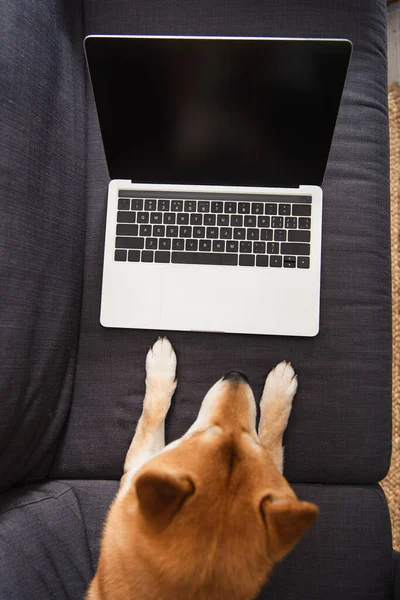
84,35,351,336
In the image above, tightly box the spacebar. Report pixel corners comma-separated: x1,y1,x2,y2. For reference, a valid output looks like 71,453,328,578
171,252,238,266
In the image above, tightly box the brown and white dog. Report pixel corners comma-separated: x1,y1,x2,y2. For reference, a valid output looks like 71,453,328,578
87,337,318,600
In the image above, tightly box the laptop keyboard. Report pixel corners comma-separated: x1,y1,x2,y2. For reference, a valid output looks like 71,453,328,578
114,193,311,268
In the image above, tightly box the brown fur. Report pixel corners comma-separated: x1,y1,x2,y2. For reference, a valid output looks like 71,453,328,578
87,339,318,600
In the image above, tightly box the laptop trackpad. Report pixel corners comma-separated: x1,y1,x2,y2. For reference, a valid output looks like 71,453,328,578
161,264,316,336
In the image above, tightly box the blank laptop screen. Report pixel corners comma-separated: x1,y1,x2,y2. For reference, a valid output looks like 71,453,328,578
85,36,352,187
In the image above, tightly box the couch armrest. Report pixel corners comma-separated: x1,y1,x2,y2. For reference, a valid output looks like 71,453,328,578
0,0,86,490
393,551,400,599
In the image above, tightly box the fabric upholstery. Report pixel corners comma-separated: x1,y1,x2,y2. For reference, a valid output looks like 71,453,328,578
393,551,400,600
52,0,391,485
0,0,86,491
0,482,92,599
0,480,393,600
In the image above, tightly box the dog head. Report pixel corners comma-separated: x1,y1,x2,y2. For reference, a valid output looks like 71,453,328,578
103,373,318,600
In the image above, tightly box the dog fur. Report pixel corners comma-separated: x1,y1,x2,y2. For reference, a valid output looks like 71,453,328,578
86,337,318,600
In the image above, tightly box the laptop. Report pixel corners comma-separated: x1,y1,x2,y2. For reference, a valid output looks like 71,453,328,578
84,35,352,336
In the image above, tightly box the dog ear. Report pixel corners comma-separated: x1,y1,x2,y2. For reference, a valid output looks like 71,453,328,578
261,498,319,562
135,468,195,532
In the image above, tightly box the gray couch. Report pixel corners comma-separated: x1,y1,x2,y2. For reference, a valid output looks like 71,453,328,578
1,0,398,598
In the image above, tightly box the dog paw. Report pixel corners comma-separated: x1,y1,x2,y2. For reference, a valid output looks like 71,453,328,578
145,337,177,402
260,361,298,414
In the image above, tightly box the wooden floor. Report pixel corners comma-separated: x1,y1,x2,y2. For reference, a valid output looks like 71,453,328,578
388,1,400,84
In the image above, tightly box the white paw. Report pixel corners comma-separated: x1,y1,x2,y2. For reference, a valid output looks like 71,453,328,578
260,361,298,411
145,337,177,395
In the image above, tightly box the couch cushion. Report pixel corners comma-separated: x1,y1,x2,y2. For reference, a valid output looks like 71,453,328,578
267,484,393,600
0,481,392,600
51,0,391,485
0,0,87,491
0,482,93,599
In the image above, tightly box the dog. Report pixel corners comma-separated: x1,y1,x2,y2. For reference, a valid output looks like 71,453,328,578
86,337,318,600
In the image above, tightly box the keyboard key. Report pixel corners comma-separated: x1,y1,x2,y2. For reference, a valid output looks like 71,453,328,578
231,215,243,227
193,227,205,238
141,250,154,262
171,252,237,266
116,237,144,249
116,224,138,236
265,203,278,215
240,241,252,253
267,242,279,254
251,203,263,214
285,217,297,229
139,225,152,236
199,240,212,251
244,215,257,227
281,243,310,255
114,249,127,261
177,213,189,225
204,214,216,226
144,199,157,211
247,228,259,241
226,241,239,252
118,198,130,210
131,199,143,211
225,202,237,213
211,201,224,213
146,238,157,249
150,212,162,224
186,239,198,251
261,229,273,241
288,230,310,242
274,229,286,242
238,202,250,214
128,250,140,262
184,200,196,212
239,254,255,266
155,251,170,263
233,228,246,240
279,204,291,215
299,217,312,229
270,256,283,267
198,201,210,213
171,200,183,211
180,226,192,238
172,238,184,250
158,199,170,211
253,242,266,254
213,240,225,252
298,256,310,269
256,255,269,267
164,213,176,224
190,213,203,225
292,204,312,216
137,212,149,224
159,239,171,251
217,214,229,226
166,226,178,237
153,225,165,237
258,216,270,228
206,227,218,238
117,211,136,223
284,256,296,263
271,217,283,228
284,257,296,268
220,227,232,240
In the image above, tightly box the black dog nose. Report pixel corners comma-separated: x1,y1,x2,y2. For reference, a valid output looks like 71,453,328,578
223,371,249,383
